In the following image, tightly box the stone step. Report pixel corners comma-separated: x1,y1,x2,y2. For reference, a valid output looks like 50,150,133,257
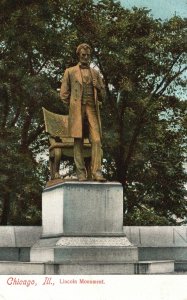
138,246,187,261
175,261,187,272
0,261,135,275
135,260,174,274
0,260,174,275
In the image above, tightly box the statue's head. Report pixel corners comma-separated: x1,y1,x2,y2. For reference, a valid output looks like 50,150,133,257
76,43,91,66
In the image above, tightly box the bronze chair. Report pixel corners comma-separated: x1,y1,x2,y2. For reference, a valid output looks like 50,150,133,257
42,107,91,181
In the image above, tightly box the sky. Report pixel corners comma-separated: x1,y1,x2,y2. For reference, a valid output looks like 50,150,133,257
120,0,187,19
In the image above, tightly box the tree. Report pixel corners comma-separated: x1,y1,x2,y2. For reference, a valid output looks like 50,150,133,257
0,0,73,224
63,0,187,224
0,0,186,225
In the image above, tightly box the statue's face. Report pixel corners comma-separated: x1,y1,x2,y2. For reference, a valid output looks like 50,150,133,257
79,48,91,65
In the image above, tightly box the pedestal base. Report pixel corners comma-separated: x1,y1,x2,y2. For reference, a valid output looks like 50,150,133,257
30,236,138,263
30,181,138,273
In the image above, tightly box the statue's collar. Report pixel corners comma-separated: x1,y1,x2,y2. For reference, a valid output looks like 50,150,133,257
75,64,96,85
78,62,90,69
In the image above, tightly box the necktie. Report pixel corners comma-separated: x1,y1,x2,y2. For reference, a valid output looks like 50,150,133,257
80,65,90,69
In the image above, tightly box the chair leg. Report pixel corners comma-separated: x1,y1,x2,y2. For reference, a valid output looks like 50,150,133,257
49,149,55,180
53,148,62,179
49,148,62,180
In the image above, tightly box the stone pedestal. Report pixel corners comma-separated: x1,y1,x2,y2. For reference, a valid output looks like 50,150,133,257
42,182,124,237
30,182,138,273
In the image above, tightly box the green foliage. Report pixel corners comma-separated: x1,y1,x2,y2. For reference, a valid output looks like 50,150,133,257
0,0,68,224
0,0,186,225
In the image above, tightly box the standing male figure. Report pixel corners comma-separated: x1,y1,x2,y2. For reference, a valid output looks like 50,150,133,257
60,43,106,181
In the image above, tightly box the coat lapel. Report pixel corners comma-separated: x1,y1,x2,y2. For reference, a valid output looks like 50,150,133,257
90,68,97,81
74,64,82,85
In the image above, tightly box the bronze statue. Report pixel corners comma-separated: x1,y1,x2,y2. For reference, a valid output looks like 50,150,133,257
60,43,106,181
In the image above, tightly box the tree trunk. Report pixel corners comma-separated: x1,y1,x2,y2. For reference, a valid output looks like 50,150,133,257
0,192,10,225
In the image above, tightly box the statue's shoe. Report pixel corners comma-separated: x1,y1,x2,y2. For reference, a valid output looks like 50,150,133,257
92,172,106,182
54,172,61,179
78,174,87,182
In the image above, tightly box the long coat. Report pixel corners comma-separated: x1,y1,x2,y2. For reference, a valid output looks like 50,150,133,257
60,64,105,138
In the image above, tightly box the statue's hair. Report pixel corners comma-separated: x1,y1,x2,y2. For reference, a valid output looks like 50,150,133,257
76,43,92,56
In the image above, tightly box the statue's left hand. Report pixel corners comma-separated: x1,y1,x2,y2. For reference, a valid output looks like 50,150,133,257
93,79,100,90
